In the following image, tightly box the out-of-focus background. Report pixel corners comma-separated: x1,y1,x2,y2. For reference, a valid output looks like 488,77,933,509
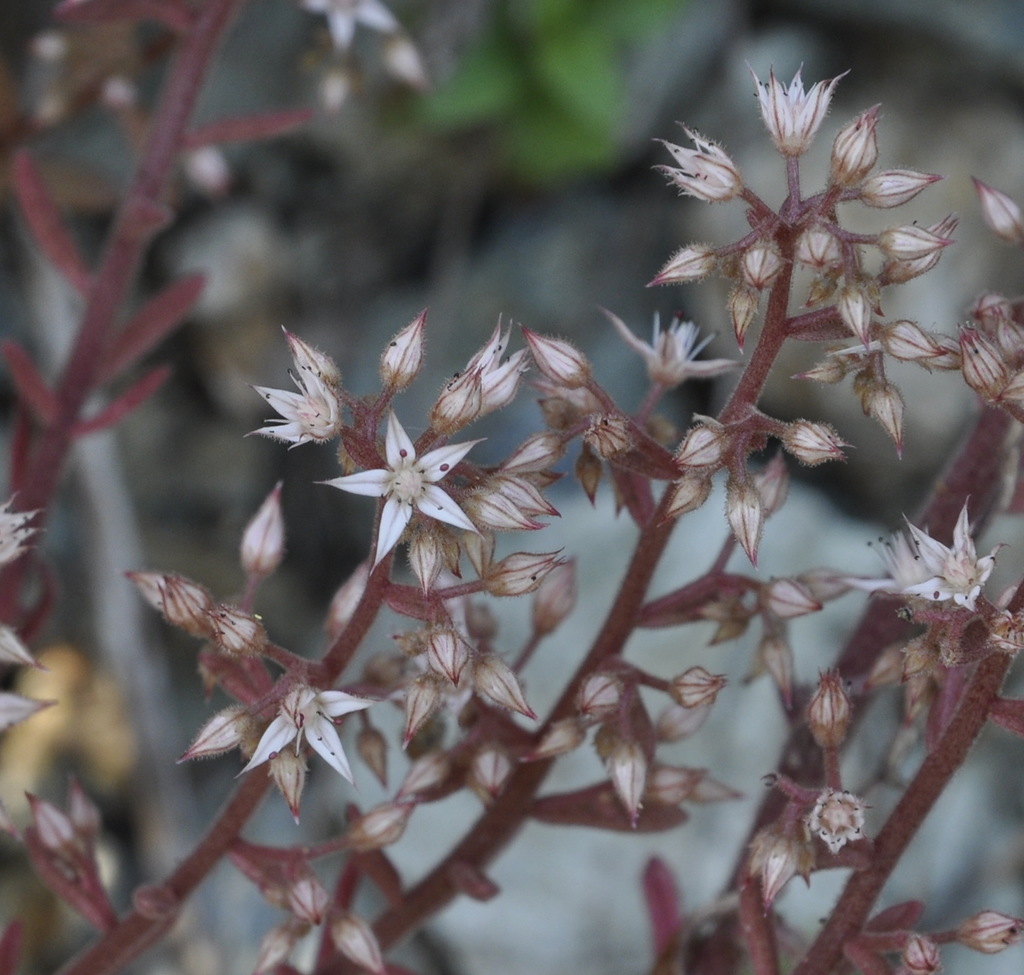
3,0,1024,972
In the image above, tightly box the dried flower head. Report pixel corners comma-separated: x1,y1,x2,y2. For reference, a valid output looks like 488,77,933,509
806,788,866,853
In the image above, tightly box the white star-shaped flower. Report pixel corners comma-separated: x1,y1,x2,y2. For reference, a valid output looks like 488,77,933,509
324,411,479,566
242,685,372,781
299,0,398,50
847,503,997,611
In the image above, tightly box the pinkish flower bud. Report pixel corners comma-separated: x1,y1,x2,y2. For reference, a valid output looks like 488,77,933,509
407,529,446,593
425,628,470,686
380,310,426,391
752,68,841,157
645,765,704,805
690,775,743,803
658,129,743,202
0,623,37,668
206,604,267,656
829,105,879,187
128,571,215,638
656,701,712,741
288,873,329,925
726,477,764,566
356,725,388,786
863,382,904,454
501,432,566,473
753,453,789,516
469,746,513,803
430,368,483,435
0,693,50,732
526,718,587,760
325,561,370,638
331,912,387,974
485,550,562,597
398,751,451,799
669,666,727,708
880,319,946,362
956,909,1024,954
531,559,576,633
28,794,77,858
270,750,307,822
665,470,713,519
649,243,716,285
241,482,285,578
480,348,529,414
741,240,783,290
473,654,536,719
877,224,952,262
346,801,414,852
806,671,851,749
254,920,304,975
764,578,822,618
974,179,1024,245
748,827,812,907
522,330,591,388
795,225,842,270
577,671,623,719
782,420,848,466
676,418,728,468
960,327,1010,400
806,788,866,854
179,705,250,761
584,413,633,458
901,934,941,974
606,739,647,825
728,285,759,349
838,281,875,346
463,491,543,532
403,674,443,746
861,169,941,208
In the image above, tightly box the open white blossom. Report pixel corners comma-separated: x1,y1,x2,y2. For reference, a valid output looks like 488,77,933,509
847,503,997,610
603,309,737,388
0,498,37,568
299,0,398,50
324,411,479,566
242,686,372,782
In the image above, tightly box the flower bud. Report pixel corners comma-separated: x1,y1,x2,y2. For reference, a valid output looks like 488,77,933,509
584,413,633,458
326,561,370,638
522,330,591,388
748,827,812,907
0,623,37,668
960,327,1010,400
577,671,622,719
829,105,879,187
240,482,285,578
128,571,214,638
658,129,743,201
752,68,840,157
397,750,451,799
877,224,952,262
862,381,904,454
356,725,388,786
901,934,941,974
860,168,940,208
469,746,513,803
795,225,842,270
974,178,1024,245
288,873,329,925
806,788,866,854
430,368,483,435
286,328,341,388
28,794,77,859
331,912,387,974
656,701,712,741
728,285,759,349
645,765,704,805
380,310,426,391
956,910,1024,954
606,739,647,826
425,627,470,686
782,420,848,466
472,654,536,719
462,490,543,532
525,718,586,760
726,476,763,566
270,750,307,822
382,33,428,89
649,243,716,285
403,674,444,746
179,705,249,761
254,920,303,975
665,470,713,519
764,578,822,619
531,559,576,633
838,281,875,346
676,419,728,468
806,671,851,749
669,666,727,708
346,802,414,852
205,604,267,656
741,240,783,290
485,550,562,597
879,319,945,362
501,432,565,473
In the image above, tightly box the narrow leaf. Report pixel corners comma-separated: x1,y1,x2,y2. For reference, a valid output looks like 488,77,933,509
100,275,205,382
531,782,687,833
1,341,58,425
13,152,90,295
186,108,314,148
865,900,925,932
989,697,1024,737
73,366,171,436
642,857,682,955
0,921,23,975
55,0,194,31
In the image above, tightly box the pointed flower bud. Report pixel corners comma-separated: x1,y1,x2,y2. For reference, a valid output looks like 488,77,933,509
782,420,848,466
974,179,1024,245
206,604,267,656
666,470,713,519
521,330,591,388
728,285,759,349
331,913,387,974
288,873,329,925
656,701,712,741
902,934,941,974
829,105,880,186
741,240,784,290
956,910,1024,954
346,801,414,851
531,559,576,634
28,794,77,858
468,746,513,803
128,571,214,638
649,243,716,286
577,671,623,719
645,765,705,805
425,627,470,686
485,550,562,597
658,129,742,202
877,224,952,262
430,368,483,435
795,225,842,270
473,654,536,719
179,705,250,761
752,68,841,156
397,751,451,799
356,725,388,786
326,561,370,638
753,453,789,516
806,671,851,749
676,418,728,468
526,718,586,760
860,169,941,208
748,827,811,907
403,674,443,745
806,788,866,854
863,381,904,453
0,623,38,668
879,319,946,363
606,739,647,826
838,281,875,346
254,920,304,975
726,476,764,566
764,578,822,618
241,482,285,578
960,327,1010,400
501,432,565,473
669,666,727,708
584,413,633,458
380,310,426,391
0,693,50,732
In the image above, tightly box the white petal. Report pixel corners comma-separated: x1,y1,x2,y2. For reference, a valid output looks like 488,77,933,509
242,716,297,772
385,412,417,468
374,496,413,565
356,0,400,33
318,690,374,718
323,469,391,497
905,522,949,570
305,717,354,781
952,504,975,556
416,484,478,533
419,439,481,482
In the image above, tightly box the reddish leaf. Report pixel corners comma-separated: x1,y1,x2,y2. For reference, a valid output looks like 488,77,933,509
13,152,90,295
446,860,500,901
0,921,23,975
383,584,432,621
1,341,58,425
865,900,925,932
643,857,682,956
989,697,1024,737
73,365,171,436
186,108,314,148
55,0,194,31
531,782,688,833
100,275,205,382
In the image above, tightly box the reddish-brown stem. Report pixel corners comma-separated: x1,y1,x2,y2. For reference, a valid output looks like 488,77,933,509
0,0,248,624
738,878,779,975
